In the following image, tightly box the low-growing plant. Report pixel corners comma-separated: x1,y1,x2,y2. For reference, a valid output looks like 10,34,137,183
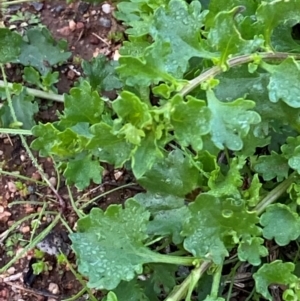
3,0,300,300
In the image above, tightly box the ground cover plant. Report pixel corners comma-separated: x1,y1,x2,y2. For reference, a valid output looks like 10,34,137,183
3,0,300,300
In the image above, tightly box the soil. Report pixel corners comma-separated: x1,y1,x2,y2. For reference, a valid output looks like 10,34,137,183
0,1,136,300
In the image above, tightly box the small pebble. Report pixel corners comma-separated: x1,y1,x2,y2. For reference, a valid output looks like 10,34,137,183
7,267,15,275
99,16,111,28
102,3,111,14
20,154,26,162
21,225,31,233
48,283,60,294
51,5,64,15
78,2,90,14
0,205,4,213
0,150,4,156
49,177,57,187
7,181,17,193
69,20,76,31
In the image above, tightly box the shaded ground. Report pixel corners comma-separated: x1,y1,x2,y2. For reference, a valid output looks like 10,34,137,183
0,1,135,300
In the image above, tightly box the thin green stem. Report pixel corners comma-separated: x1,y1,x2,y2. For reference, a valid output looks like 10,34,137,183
59,216,73,233
8,201,46,207
0,80,64,102
254,172,297,215
0,170,46,186
0,213,60,273
149,252,196,266
180,52,300,96
78,183,139,209
0,128,32,135
29,202,46,243
211,264,223,299
226,262,240,301
67,185,85,218
164,261,211,301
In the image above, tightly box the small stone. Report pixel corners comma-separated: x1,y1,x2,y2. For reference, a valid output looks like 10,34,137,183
0,206,4,213
32,172,41,181
57,26,72,36
48,283,60,294
78,2,90,14
99,16,111,28
49,177,57,187
102,3,111,14
69,20,76,31
0,150,4,156
114,170,123,181
7,182,17,193
91,10,97,15
20,154,26,162
20,225,30,233
51,5,65,15
7,267,15,275
67,69,76,80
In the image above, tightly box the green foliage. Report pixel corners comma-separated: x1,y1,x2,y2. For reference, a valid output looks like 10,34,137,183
4,0,300,300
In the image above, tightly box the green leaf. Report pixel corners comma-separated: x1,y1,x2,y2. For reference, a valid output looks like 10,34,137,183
238,236,268,266
70,199,155,290
64,154,103,190
207,7,263,64
149,0,214,77
260,203,300,246
138,150,200,197
19,27,71,74
256,0,300,49
113,280,149,301
182,194,260,264
82,55,122,91
208,157,245,198
207,90,261,150
252,151,289,182
31,123,61,156
0,28,22,63
88,122,133,167
62,81,104,124
0,89,38,129
266,57,300,108
112,91,152,128
132,131,163,179
23,66,41,87
171,95,211,151
242,174,262,207
253,261,297,301
282,136,300,174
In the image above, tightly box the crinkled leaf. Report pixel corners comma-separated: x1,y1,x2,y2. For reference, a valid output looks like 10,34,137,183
252,151,289,181
138,150,200,197
132,131,163,179
31,123,60,156
82,55,122,91
207,8,263,64
171,95,211,151
0,28,22,63
207,90,261,150
208,157,245,198
88,122,133,167
282,136,300,174
148,206,190,244
62,81,104,124
70,199,156,290
238,236,268,266
19,27,71,74
260,203,300,246
149,0,214,77
253,261,297,301
256,0,300,49
267,57,300,108
64,154,103,190
112,91,152,128
242,174,262,207
182,194,260,264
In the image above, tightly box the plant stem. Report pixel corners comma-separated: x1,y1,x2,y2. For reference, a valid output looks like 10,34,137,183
210,264,223,299
0,128,32,135
254,172,297,215
180,52,300,96
0,80,64,102
148,251,196,266
164,261,211,301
